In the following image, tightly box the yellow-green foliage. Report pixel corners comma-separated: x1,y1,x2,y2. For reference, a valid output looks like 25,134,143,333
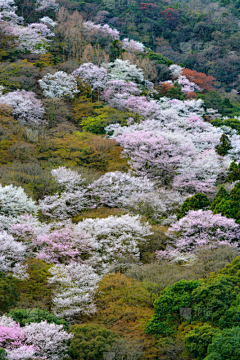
82,273,158,359
0,60,39,91
37,131,128,171
16,259,52,311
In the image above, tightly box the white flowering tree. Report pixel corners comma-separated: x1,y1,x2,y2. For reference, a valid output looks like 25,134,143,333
106,59,144,83
0,0,23,24
39,71,79,98
0,184,38,217
0,231,27,273
48,263,101,318
38,167,95,219
72,63,108,90
76,214,152,272
89,171,155,207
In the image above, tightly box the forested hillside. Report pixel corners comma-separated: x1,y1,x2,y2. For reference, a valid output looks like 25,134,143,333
1,0,240,359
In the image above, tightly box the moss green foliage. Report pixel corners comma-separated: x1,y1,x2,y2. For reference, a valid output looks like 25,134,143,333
145,257,240,358
0,349,7,360
226,161,240,182
6,308,69,331
147,51,174,66
145,279,200,335
0,273,18,314
16,259,52,310
177,193,210,219
68,323,118,360
185,324,220,359
211,182,240,224
215,134,232,156
205,327,240,360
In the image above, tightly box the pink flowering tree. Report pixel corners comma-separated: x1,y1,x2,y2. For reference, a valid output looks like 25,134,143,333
5,23,54,54
32,227,94,264
72,63,108,91
0,315,73,360
122,38,145,53
0,90,45,126
169,64,201,95
114,130,195,183
48,263,101,318
101,80,141,107
83,21,119,40
39,71,79,98
0,323,36,360
156,210,240,262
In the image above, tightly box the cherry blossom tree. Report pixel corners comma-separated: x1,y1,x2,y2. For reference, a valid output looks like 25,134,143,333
51,166,84,191
169,64,201,95
40,16,56,27
0,0,23,25
0,184,38,217
23,321,73,360
0,89,45,126
0,321,36,360
156,210,240,261
122,38,145,53
48,263,101,318
5,23,54,54
39,167,95,219
101,80,141,107
124,188,188,225
35,0,59,12
75,214,152,272
0,316,73,360
106,59,144,83
32,227,94,264
0,231,27,273
83,21,119,40
39,71,79,98
89,171,155,207
72,62,108,92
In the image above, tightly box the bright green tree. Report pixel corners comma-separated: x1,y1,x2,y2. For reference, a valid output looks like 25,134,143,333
177,193,210,219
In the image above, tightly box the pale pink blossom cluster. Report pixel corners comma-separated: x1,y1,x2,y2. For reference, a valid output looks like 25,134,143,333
83,21,119,40
0,89,46,126
0,315,73,360
156,210,240,263
72,62,108,91
5,23,54,54
169,64,201,94
122,38,145,53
